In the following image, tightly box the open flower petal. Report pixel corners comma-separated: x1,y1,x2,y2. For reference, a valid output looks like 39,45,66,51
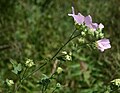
85,15,99,31
68,7,85,24
84,15,92,25
97,39,111,52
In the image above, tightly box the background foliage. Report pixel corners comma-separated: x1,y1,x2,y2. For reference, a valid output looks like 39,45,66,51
0,0,120,93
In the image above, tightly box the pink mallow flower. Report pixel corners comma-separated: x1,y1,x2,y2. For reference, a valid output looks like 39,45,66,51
68,7,104,31
68,7,84,24
85,15,104,31
96,39,111,52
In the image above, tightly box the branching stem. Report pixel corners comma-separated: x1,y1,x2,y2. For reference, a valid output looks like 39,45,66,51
14,28,82,93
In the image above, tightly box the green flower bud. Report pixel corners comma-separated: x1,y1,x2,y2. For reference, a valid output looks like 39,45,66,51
99,33,104,38
62,51,67,55
69,52,72,56
78,38,85,43
81,31,86,36
25,59,35,67
56,83,61,89
57,67,63,74
65,55,72,61
111,79,120,87
6,79,14,86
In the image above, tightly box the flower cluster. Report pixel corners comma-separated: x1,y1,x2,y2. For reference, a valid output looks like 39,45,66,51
68,7,111,52
62,51,72,61
68,7,104,31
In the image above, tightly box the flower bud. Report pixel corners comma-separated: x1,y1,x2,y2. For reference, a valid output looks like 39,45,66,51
6,79,14,86
111,79,120,87
78,38,85,43
81,31,86,36
62,51,67,55
56,83,61,89
69,52,72,56
65,55,72,61
99,33,104,38
57,67,63,74
25,59,35,67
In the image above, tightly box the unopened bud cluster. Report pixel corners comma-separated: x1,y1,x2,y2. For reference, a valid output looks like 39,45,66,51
25,58,35,67
62,51,72,61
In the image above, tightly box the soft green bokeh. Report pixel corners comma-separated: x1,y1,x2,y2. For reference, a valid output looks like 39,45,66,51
0,0,120,92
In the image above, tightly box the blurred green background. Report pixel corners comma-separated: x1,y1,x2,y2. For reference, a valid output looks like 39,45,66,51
0,0,120,93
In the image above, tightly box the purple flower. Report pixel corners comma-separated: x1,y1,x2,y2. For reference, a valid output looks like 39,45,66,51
84,15,104,31
96,39,111,52
84,15,99,31
68,7,104,31
68,7,84,24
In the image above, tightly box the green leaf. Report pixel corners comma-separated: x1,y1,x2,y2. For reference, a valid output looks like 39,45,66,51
10,59,17,67
83,71,91,85
12,69,18,74
10,59,22,74
17,63,22,71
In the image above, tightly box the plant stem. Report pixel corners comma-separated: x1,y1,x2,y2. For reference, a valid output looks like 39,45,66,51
23,62,47,80
14,62,47,93
50,29,77,60
42,85,45,93
52,87,57,93
21,67,27,80
14,29,81,92
26,29,77,80
14,68,27,93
